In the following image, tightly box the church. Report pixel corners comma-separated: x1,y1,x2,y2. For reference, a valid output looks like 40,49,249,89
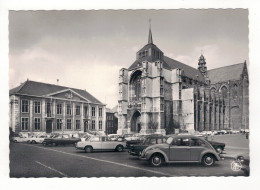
117,26,249,135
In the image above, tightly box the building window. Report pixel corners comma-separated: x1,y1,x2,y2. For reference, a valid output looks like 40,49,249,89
92,120,95,130
160,88,164,96
76,105,80,115
21,100,29,113
67,119,72,130
160,103,164,111
99,108,102,117
76,120,80,130
67,104,72,115
21,118,29,131
34,101,41,114
56,119,62,130
99,120,102,130
34,118,41,130
57,104,62,115
92,107,96,117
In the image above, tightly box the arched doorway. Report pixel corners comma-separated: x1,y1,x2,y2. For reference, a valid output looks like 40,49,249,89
131,111,141,133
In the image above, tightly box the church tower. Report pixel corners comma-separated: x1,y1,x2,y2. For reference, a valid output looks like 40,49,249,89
198,54,207,77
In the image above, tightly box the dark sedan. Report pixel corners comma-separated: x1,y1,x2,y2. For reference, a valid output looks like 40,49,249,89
42,134,81,146
128,135,167,157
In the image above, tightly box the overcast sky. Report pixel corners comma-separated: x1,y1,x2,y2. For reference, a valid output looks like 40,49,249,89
9,10,249,108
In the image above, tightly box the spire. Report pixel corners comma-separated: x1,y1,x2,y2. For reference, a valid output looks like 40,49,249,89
148,19,153,44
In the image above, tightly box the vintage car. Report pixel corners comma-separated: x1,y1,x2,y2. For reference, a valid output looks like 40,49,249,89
27,135,48,144
128,135,167,156
75,136,126,153
108,134,120,141
42,134,81,146
12,136,30,143
141,135,222,167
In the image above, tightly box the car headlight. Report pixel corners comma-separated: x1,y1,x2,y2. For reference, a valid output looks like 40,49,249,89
237,156,245,163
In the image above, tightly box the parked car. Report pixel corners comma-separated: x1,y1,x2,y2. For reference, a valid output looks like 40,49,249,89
28,135,48,144
128,135,167,156
233,153,250,176
108,134,120,141
42,134,81,146
141,135,222,167
232,130,240,134
75,136,126,153
206,140,225,154
12,136,30,143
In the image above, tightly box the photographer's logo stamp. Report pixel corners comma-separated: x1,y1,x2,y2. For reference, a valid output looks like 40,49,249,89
231,161,242,171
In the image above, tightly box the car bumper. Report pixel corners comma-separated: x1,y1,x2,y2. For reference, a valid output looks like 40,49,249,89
75,145,85,150
128,150,139,156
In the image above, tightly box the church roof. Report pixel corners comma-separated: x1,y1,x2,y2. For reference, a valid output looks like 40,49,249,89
9,80,104,104
128,55,205,82
164,56,205,82
207,63,246,84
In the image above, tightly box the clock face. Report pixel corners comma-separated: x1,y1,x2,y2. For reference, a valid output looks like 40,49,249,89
201,67,206,72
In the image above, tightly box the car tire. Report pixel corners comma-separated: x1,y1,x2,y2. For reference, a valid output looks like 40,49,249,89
149,154,164,167
85,146,93,153
116,145,124,152
32,140,36,144
202,154,215,166
14,140,17,143
216,146,223,154
52,142,57,146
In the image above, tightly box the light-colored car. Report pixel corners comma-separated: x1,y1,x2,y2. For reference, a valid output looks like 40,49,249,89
76,136,126,153
27,135,48,144
13,136,30,143
108,134,120,141
141,135,221,167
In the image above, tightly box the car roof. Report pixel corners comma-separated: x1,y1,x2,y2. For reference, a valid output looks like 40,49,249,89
169,134,203,139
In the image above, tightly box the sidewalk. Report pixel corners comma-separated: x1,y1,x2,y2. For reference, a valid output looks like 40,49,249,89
208,134,249,159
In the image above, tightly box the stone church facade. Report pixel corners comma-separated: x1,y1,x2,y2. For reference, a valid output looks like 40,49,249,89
117,27,249,135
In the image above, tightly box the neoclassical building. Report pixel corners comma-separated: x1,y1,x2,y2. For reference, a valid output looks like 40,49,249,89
9,80,106,135
117,27,249,135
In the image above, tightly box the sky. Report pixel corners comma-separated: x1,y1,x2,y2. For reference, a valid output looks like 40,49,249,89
9,10,249,109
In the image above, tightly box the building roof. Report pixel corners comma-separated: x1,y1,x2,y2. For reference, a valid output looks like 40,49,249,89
164,56,205,82
106,108,114,113
207,63,246,84
9,80,104,104
111,105,118,113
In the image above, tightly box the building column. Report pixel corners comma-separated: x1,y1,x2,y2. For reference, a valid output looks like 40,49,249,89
63,102,66,132
80,103,84,132
72,102,75,132
41,99,46,132
52,99,56,132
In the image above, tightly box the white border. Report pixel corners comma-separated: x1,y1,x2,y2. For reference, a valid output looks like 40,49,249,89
1,0,260,190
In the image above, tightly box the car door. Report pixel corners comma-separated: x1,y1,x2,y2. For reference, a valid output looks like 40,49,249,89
90,136,102,150
190,138,208,161
169,137,190,161
101,137,113,150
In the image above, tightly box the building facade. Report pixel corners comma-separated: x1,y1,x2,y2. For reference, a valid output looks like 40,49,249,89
117,27,249,135
105,108,118,135
9,80,106,135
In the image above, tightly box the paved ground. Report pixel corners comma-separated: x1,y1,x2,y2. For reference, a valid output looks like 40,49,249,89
10,134,249,177
207,133,249,158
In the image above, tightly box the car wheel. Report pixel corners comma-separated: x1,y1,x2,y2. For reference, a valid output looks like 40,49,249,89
216,147,223,154
149,154,163,167
85,146,93,153
202,154,215,166
32,140,36,144
52,143,57,146
43,142,46,146
14,140,17,143
116,145,124,152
